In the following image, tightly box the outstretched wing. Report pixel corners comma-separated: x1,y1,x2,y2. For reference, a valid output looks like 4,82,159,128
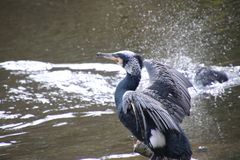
143,59,192,123
122,91,180,143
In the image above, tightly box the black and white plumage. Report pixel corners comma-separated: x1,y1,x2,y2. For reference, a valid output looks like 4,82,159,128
97,50,192,160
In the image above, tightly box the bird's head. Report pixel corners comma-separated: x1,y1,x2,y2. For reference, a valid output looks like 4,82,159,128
97,50,143,75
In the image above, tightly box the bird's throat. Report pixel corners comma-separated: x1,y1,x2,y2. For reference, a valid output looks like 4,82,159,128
114,73,141,109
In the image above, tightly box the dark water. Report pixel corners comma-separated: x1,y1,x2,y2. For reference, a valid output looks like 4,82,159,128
0,0,240,160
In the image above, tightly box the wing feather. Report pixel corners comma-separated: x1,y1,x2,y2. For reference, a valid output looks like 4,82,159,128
170,68,193,88
143,59,192,123
123,91,180,141
131,102,141,133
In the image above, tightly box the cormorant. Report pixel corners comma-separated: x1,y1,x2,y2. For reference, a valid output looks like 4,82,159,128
97,50,192,160
195,67,228,86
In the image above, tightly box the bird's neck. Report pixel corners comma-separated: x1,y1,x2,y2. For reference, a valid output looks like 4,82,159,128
115,73,141,109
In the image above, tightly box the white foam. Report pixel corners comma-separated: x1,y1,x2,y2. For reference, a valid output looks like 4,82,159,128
0,111,21,120
20,114,35,119
0,60,52,72
0,123,24,129
81,109,114,117
53,63,124,72
0,61,123,73
53,122,68,127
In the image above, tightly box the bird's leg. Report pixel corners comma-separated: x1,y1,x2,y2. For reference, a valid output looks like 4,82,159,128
133,140,153,158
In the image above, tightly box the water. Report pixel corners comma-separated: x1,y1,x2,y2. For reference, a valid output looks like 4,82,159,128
0,0,240,160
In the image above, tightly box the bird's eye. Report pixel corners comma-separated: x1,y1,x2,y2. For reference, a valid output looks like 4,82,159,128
116,58,123,65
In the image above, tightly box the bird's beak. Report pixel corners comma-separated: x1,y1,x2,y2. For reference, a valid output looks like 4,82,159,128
96,52,121,64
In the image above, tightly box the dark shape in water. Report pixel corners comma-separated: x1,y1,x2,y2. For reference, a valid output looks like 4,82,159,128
97,50,192,160
195,67,228,86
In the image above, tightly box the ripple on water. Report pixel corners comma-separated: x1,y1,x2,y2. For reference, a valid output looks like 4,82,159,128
0,132,27,139
52,122,68,127
0,132,27,148
10,112,76,130
0,142,12,147
0,60,240,156
80,153,140,160
81,109,115,117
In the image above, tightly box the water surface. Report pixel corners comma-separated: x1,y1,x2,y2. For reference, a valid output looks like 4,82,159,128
0,1,240,160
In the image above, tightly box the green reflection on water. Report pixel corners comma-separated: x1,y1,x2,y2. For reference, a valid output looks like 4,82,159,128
0,0,239,160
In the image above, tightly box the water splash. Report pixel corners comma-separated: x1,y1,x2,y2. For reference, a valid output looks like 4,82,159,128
160,56,240,98
111,1,234,65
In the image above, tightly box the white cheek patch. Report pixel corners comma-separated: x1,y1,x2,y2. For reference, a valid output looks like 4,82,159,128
125,58,141,75
150,129,166,148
